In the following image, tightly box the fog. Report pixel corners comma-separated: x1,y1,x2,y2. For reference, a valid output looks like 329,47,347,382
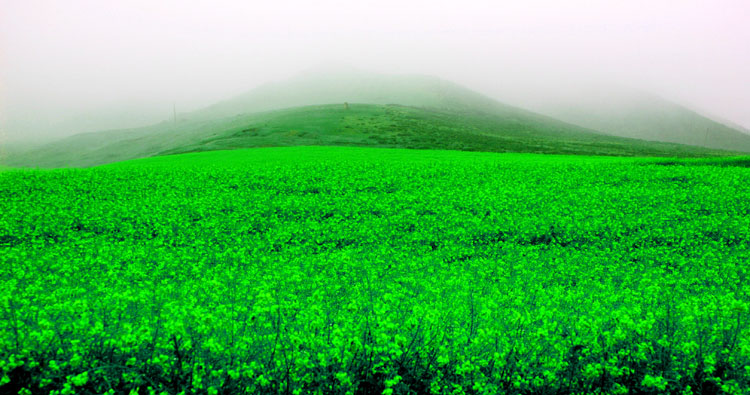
2,0,749,144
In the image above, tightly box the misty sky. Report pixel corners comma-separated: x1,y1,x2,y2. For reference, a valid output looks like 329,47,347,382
2,0,749,142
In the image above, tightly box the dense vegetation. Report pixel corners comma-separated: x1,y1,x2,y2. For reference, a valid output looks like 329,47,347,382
7,104,737,169
2,146,750,394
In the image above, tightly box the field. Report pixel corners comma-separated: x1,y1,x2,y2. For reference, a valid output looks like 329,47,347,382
2,146,750,394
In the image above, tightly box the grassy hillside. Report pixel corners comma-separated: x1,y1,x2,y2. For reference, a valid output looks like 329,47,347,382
3,146,750,394
8,70,748,168
536,89,750,152
6,104,738,168
194,70,750,153
164,104,736,158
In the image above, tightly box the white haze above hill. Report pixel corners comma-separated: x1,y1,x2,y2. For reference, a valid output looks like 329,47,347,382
1,0,749,144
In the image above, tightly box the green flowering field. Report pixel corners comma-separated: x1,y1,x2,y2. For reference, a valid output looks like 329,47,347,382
1,146,749,394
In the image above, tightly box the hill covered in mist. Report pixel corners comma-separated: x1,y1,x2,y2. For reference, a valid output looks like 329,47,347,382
191,67,545,120
531,87,750,152
5,70,744,168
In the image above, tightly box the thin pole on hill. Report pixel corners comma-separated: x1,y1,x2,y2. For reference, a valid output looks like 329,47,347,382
173,103,177,126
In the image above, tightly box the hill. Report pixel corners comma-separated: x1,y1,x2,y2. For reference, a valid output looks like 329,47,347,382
6,103,736,168
532,88,750,152
191,68,509,119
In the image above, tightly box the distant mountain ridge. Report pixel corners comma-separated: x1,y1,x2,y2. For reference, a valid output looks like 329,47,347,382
532,88,750,152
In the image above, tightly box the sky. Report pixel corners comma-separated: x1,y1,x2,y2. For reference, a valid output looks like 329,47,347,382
1,0,749,142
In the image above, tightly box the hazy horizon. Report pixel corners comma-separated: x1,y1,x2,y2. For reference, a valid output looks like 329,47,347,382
2,0,749,143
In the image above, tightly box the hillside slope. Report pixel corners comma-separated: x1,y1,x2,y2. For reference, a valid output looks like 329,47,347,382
533,89,750,152
6,70,746,168
7,104,736,168
163,104,735,158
